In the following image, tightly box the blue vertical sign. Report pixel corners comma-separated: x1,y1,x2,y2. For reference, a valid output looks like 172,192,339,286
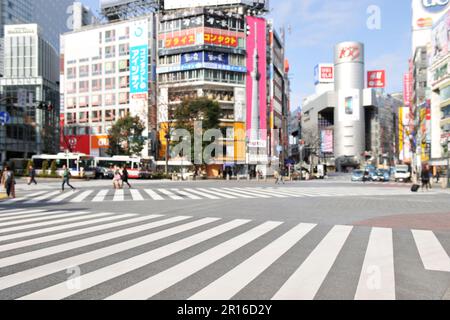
130,45,148,94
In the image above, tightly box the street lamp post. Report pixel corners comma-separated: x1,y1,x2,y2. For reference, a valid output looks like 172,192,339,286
165,132,170,175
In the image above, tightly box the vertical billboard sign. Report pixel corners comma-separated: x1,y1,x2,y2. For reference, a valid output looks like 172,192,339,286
430,10,450,66
403,73,412,107
246,16,267,139
130,19,149,97
321,130,334,153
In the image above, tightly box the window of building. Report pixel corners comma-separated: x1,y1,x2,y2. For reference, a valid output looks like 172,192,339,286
105,61,115,74
105,93,116,106
79,65,89,77
92,110,102,122
92,79,102,91
67,67,76,79
92,95,102,106
79,80,89,93
105,30,116,42
119,75,129,88
119,92,129,104
105,77,116,90
119,27,129,40
105,109,116,121
105,45,116,58
119,109,129,118
92,63,102,76
79,96,89,108
119,43,129,56
66,97,76,109
66,82,77,94
79,111,89,123
119,59,129,72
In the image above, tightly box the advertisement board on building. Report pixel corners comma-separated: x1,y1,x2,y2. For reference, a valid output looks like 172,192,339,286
403,73,413,107
367,70,386,88
335,42,364,64
164,0,269,10
157,87,169,124
430,9,450,65
234,87,246,123
130,19,149,96
246,16,267,136
61,135,91,155
314,64,334,85
413,0,449,30
398,107,413,162
338,89,361,122
321,130,334,153
91,135,110,149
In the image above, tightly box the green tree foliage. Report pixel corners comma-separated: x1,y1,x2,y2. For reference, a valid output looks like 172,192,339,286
24,160,33,176
42,160,49,177
107,115,147,156
50,160,58,177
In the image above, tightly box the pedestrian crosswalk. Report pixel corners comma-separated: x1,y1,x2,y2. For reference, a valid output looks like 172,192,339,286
0,209,448,300
0,186,438,205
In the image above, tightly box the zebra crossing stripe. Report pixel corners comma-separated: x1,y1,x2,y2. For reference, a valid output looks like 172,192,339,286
190,223,317,300
262,188,305,198
1,191,47,204
113,190,124,202
0,211,70,228
158,189,183,200
171,189,202,200
272,225,353,300
0,209,34,215
0,215,191,269
0,210,44,221
241,188,288,198
182,188,220,200
412,230,450,272
130,189,144,201
355,228,395,300
0,210,57,222
0,213,140,253
0,217,215,292
227,188,271,198
144,189,164,201
196,188,236,199
20,219,250,300
71,190,94,203
106,221,283,300
0,213,139,244
23,191,62,204
48,190,80,203
92,190,108,202
210,188,255,199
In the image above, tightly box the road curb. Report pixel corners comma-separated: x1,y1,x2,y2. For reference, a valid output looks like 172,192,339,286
443,286,450,300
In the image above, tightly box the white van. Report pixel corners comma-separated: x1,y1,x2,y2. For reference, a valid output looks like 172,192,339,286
394,165,411,183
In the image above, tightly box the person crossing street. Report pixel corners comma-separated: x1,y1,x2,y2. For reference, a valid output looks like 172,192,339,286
61,165,76,192
28,165,37,185
121,166,132,189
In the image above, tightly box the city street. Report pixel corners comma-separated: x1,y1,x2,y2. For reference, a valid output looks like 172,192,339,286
0,176,449,300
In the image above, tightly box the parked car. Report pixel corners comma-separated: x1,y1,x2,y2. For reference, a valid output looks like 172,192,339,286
394,165,411,182
351,170,364,182
95,167,114,179
374,169,391,182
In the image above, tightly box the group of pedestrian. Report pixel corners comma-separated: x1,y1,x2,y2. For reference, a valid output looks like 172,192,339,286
112,165,131,189
1,165,16,198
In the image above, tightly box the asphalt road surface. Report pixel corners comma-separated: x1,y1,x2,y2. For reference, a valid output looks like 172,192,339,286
0,176,449,300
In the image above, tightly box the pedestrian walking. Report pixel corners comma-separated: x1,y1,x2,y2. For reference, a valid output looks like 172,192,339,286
112,166,122,189
121,166,132,188
1,166,16,198
280,168,286,185
28,165,37,185
421,166,430,192
61,165,76,192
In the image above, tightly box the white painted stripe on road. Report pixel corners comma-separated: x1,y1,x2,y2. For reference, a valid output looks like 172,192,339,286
71,190,94,203
0,209,33,215
412,230,450,272
0,217,215,292
259,188,303,198
196,188,236,199
0,210,44,221
92,190,108,202
0,211,70,228
190,223,317,300
0,213,138,252
0,212,90,234
48,190,80,203
210,188,254,199
113,189,124,202
0,215,191,269
0,213,139,243
355,228,395,300
241,188,288,198
227,188,271,198
182,188,220,200
0,210,55,222
24,191,62,204
272,225,353,300
130,189,144,201
171,189,201,200
21,219,248,300
157,189,183,200
106,221,283,300
144,189,164,201
1,191,47,204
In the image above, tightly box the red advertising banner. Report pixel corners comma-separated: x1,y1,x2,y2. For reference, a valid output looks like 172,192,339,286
367,70,386,88
60,135,90,155
204,33,237,47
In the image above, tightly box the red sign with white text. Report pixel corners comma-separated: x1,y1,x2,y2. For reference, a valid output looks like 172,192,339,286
367,70,386,88
321,66,334,80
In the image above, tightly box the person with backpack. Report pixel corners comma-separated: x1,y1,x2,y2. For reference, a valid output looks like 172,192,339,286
28,165,37,185
121,165,132,189
1,166,16,198
61,165,76,192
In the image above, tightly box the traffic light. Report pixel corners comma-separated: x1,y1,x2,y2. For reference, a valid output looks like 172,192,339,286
246,24,251,36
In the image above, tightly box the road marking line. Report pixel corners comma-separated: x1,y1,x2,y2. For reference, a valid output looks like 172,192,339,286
0,213,139,252
21,219,248,300
157,189,183,200
182,188,220,200
0,213,140,243
23,191,62,204
113,189,124,202
71,190,94,203
412,230,450,272
0,211,70,228
241,188,288,198
106,221,283,300
130,189,144,201
272,225,353,300
196,188,236,199
0,209,35,215
48,190,80,203
0,210,59,222
0,215,190,270
0,217,216,292
190,223,317,300
171,189,201,200
144,189,164,201
1,191,47,204
228,188,271,198
355,228,395,300
92,190,109,202
209,188,255,199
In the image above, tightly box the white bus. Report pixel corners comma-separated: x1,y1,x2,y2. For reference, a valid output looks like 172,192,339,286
94,156,153,179
32,153,95,178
